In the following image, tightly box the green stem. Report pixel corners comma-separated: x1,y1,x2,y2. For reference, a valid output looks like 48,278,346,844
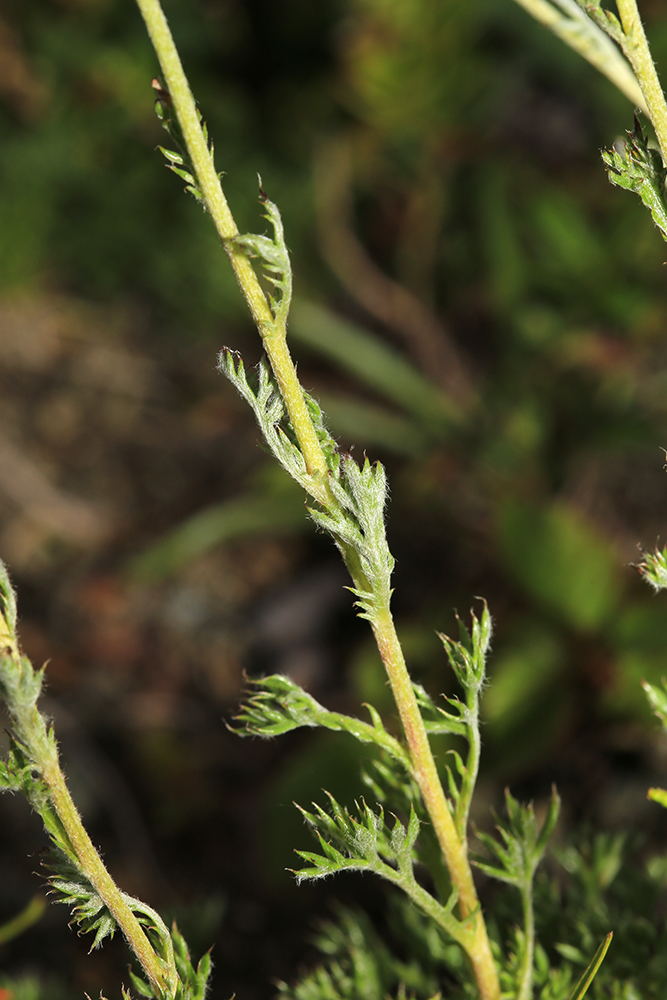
454,679,481,840
12,677,177,999
512,0,647,113
516,884,535,1000
615,0,667,162
134,0,330,502
134,3,500,996
371,609,501,1000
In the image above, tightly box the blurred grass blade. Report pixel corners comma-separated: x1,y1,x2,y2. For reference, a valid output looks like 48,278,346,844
566,933,613,1000
290,299,462,433
317,392,430,455
0,895,46,945
127,492,307,583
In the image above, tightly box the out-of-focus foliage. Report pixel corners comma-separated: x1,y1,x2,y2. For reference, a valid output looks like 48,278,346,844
4,0,667,996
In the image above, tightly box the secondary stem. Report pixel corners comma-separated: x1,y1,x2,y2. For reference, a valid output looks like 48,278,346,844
371,608,501,1000
42,754,175,998
3,649,175,998
615,0,667,162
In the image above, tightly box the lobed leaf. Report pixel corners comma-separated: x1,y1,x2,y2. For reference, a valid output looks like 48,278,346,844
601,116,667,242
473,787,560,889
234,674,410,769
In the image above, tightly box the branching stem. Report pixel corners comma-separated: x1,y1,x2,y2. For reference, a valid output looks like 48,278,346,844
134,1,501,996
371,608,500,1000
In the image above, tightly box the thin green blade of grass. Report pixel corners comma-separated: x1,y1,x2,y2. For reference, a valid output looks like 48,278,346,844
566,933,613,1000
289,299,462,434
316,392,430,456
126,492,308,583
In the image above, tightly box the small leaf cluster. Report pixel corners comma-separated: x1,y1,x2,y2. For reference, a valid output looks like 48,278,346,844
128,924,211,1000
474,787,561,893
637,543,667,592
235,674,409,768
152,78,216,207
232,185,293,325
217,348,394,620
601,116,667,242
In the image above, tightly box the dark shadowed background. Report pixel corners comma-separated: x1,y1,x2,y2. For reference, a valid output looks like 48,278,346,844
2,0,667,996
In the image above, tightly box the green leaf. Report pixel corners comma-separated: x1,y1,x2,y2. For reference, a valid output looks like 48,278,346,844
638,544,667,592
232,181,292,325
235,674,410,769
565,932,613,1000
0,559,17,639
602,116,667,242
647,786,667,809
473,786,560,889
643,677,667,728
292,793,420,885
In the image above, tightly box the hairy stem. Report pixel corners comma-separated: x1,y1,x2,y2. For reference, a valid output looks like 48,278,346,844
512,0,647,113
371,608,500,1000
615,0,667,161
135,2,501,996
134,0,330,501
516,885,535,1000
1,642,176,997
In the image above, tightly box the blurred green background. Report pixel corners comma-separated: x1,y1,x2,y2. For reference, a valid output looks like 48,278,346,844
2,0,667,996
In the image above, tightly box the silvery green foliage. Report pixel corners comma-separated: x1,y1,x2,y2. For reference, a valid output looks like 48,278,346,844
575,0,626,50
235,674,410,768
292,795,467,947
414,603,491,838
643,677,667,727
601,116,667,242
233,185,293,325
638,544,667,592
0,560,211,1000
218,348,394,621
218,349,317,493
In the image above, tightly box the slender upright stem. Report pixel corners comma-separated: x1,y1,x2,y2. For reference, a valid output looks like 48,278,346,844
134,0,330,500
1,644,176,998
42,754,176,998
371,608,501,1000
516,885,535,1000
134,2,501,996
615,0,667,162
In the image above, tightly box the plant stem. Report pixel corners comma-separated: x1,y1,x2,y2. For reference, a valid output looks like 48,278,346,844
4,647,176,998
516,885,535,1000
615,0,667,162
134,0,330,503
134,2,500,995
512,0,647,114
371,608,501,1000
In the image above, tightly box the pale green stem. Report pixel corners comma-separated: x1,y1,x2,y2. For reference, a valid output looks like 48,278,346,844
615,0,667,163
0,895,46,945
134,0,330,503
512,0,647,113
516,884,535,1000
453,685,481,840
371,608,501,1000
3,658,176,997
134,2,501,996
